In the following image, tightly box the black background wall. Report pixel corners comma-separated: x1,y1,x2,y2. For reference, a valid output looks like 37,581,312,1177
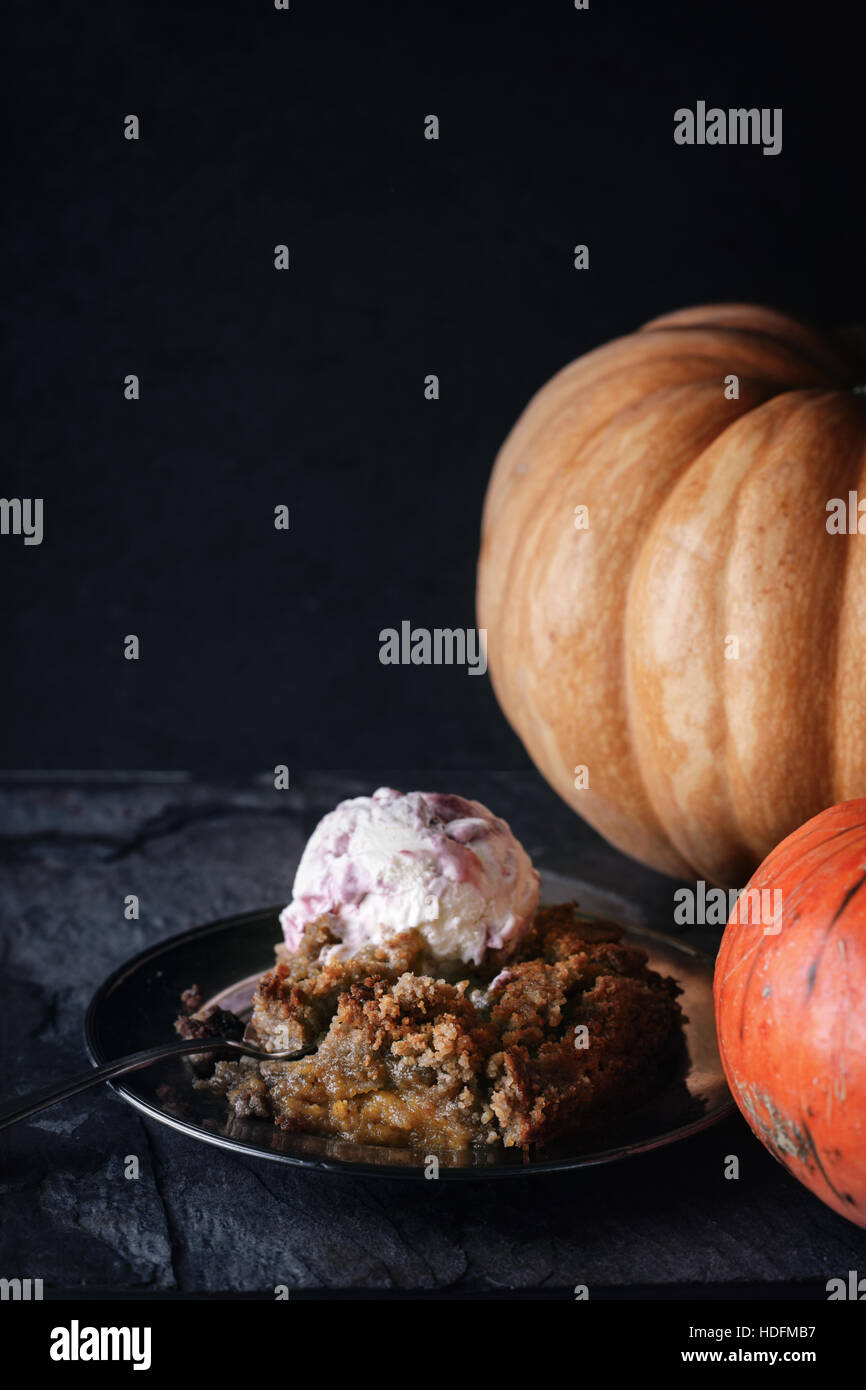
2,0,861,773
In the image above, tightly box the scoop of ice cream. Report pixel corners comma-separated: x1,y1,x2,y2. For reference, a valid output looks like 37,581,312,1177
279,787,540,967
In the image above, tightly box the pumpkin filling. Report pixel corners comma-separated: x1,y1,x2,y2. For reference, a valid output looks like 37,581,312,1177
178,903,685,1151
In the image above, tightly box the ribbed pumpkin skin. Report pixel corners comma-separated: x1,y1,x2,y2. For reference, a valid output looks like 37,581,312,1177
714,800,866,1227
478,304,866,885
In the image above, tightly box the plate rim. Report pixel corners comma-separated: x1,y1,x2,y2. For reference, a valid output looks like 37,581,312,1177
84,905,735,1181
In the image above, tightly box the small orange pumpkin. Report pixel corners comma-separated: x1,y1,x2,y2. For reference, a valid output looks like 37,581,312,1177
714,799,866,1227
478,305,866,886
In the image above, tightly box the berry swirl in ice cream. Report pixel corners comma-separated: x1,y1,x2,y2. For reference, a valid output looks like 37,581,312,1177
279,787,541,967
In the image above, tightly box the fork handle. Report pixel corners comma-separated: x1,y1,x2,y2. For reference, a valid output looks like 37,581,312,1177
0,1038,243,1131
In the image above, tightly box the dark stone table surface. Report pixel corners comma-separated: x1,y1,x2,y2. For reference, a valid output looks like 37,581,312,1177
2,771,865,1297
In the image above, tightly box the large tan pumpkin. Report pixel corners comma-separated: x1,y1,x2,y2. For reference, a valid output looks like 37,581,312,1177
478,304,866,886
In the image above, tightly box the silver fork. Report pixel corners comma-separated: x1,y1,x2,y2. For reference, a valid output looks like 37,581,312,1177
0,1038,313,1131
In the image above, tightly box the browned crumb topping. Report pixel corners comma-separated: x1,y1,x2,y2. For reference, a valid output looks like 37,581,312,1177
246,921,428,1053
184,903,685,1152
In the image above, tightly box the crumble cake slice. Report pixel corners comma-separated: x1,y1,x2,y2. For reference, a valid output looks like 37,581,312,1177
180,903,685,1150
262,973,499,1148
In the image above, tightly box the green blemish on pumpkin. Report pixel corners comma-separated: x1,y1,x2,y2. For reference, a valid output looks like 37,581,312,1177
742,1085,811,1163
